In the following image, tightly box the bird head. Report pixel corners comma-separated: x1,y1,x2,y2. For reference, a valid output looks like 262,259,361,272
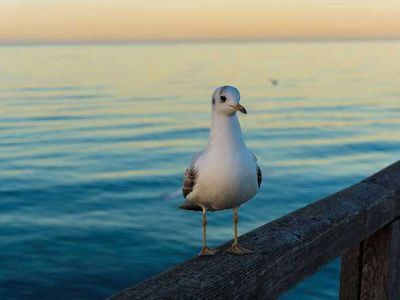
211,86,247,116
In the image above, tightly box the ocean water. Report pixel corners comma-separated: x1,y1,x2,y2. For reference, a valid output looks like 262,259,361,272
0,41,399,300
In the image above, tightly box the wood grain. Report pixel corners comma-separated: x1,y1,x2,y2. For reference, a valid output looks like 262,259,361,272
360,224,392,300
108,161,400,300
341,219,400,300
340,244,363,300
387,219,400,298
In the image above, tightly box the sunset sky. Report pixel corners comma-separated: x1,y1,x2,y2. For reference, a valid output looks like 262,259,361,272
1,0,399,43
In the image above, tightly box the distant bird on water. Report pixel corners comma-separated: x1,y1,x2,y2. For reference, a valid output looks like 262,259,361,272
270,78,278,85
180,86,262,256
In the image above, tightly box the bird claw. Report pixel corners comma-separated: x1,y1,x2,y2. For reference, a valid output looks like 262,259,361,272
199,247,219,256
227,244,253,255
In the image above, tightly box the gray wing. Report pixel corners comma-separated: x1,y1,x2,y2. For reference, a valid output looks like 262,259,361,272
182,168,197,198
180,150,205,211
256,165,262,188
250,151,262,188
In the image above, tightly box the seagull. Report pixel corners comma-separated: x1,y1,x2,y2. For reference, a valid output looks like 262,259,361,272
180,86,262,256
270,78,278,85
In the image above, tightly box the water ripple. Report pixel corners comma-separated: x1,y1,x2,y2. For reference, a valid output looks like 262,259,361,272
0,42,399,300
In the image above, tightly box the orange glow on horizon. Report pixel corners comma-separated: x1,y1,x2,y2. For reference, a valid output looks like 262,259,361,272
1,0,400,42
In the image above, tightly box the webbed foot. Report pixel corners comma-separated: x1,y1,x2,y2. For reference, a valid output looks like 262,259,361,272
227,244,253,255
199,247,219,256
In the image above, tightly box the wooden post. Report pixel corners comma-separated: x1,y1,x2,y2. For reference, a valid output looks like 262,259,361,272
340,219,400,300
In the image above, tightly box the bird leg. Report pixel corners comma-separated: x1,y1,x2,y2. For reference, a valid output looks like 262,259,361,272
227,207,253,255
199,207,218,256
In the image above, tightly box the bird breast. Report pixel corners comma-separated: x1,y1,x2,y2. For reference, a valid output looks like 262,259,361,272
189,148,258,210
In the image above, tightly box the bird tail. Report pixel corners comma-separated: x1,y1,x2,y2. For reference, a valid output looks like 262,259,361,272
179,199,202,211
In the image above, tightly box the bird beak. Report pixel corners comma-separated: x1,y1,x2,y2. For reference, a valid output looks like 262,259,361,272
231,104,247,114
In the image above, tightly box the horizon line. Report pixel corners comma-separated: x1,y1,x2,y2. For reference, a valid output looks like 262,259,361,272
1,37,400,46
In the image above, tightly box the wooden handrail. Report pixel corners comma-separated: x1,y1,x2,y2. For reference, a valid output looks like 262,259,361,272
107,161,400,300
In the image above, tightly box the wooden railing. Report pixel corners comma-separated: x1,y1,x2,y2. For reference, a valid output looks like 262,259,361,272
107,161,400,300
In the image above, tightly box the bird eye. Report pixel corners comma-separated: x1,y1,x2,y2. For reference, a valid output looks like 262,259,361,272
220,96,227,102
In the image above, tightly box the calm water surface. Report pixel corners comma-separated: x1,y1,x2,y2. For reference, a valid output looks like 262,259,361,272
0,41,399,299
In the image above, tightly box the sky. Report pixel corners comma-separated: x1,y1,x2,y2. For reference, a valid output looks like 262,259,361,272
1,0,400,43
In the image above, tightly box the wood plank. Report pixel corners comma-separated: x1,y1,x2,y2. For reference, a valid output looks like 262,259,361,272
107,161,400,300
340,219,400,300
360,225,392,300
339,244,363,300
387,219,400,298
361,219,400,300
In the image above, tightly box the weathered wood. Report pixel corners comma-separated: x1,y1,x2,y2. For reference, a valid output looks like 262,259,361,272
361,223,392,300
340,219,400,300
387,220,400,298
340,244,363,300
108,161,400,300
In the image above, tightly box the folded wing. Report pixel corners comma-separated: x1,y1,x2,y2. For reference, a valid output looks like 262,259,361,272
180,150,205,211
250,150,262,188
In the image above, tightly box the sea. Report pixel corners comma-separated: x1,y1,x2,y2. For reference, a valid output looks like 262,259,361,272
0,41,399,299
